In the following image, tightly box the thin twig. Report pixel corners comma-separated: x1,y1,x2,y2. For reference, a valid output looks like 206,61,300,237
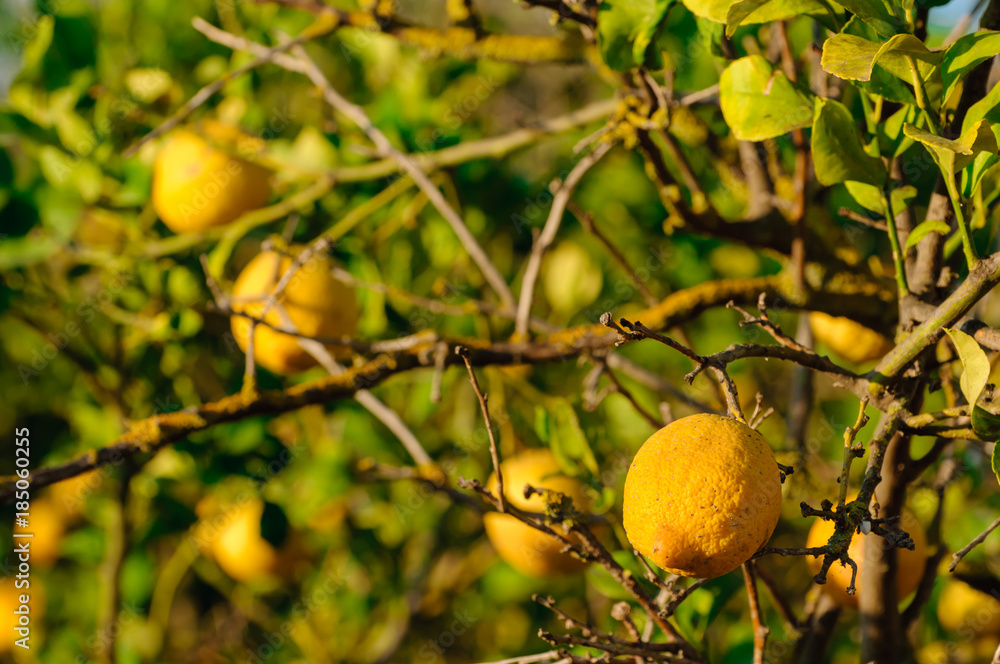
571,201,658,307
949,515,1000,572
755,564,801,631
457,348,506,513
285,42,516,311
538,631,693,662
742,561,769,664
123,17,335,157
515,141,614,336
357,460,482,511
838,207,888,231
838,398,871,506
593,355,664,429
471,651,563,664
728,295,811,352
634,550,674,593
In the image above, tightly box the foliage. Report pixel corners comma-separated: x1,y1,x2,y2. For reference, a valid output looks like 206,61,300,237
3,0,1000,663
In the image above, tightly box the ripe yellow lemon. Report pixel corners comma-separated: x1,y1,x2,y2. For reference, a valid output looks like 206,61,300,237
809,312,893,364
937,579,1000,635
623,413,782,579
483,449,593,577
14,498,64,568
0,576,44,654
152,120,272,233
204,498,278,582
806,507,927,608
230,247,359,375
541,241,602,315
46,471,101,520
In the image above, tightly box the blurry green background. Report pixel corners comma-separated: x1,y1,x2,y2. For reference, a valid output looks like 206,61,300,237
1,1,1000,663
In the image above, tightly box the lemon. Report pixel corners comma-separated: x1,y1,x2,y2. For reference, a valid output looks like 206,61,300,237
14,498,64,568
0,576,44,654
623,413,782,578
152,120,272,233
937,579,1000,636
541,241,602,315
483,449,593,577
806,507,926,608
205,498,278,582
230,247,359,375
809,312,893,364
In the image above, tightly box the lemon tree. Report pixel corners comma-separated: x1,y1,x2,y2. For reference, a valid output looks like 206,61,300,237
6,1,1000,663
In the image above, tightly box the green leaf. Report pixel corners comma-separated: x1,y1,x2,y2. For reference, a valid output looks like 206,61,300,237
962,74,1000,137
903,119,999,176
598,0,674,71
972,405,1000,442
879,104,918,155
844,181,916,216
835,0,906,37
811,98,887,186
547,398,599,475
962,152,1000,199
904,219,950,249
681,0,732,22
960,81,1000,199
821,32,938,81
941,31,1000,105
724,0,826,36
945,328,991,407
673,574,744,641
718,55,813,141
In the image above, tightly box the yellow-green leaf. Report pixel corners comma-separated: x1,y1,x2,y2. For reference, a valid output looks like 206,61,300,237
972,405,1000,442
812,98,886,186
945,328,990,407
941,31,1000,105
904,219,950,249
725,0,825,36
719,55,813,141
821,32,938,82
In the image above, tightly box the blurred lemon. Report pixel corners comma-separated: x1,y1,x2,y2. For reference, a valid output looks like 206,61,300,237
938,578,1000,636
541,241,602,316
201,497,278,582
484,449,592,577
14,498,64,568
809,312,893,364
230,247,359,375
152,120,271,233
0,576,44,654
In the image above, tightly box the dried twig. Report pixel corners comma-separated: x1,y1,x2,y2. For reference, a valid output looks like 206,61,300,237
571,201,658,307
123,16,336,157
592,355,664,429
742,561,769,664
457,347,506,512
283,43,516,312
755,564,801,631
837,398,871,506
515,141,614,336
728,295,811,353
950,515,1000,572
